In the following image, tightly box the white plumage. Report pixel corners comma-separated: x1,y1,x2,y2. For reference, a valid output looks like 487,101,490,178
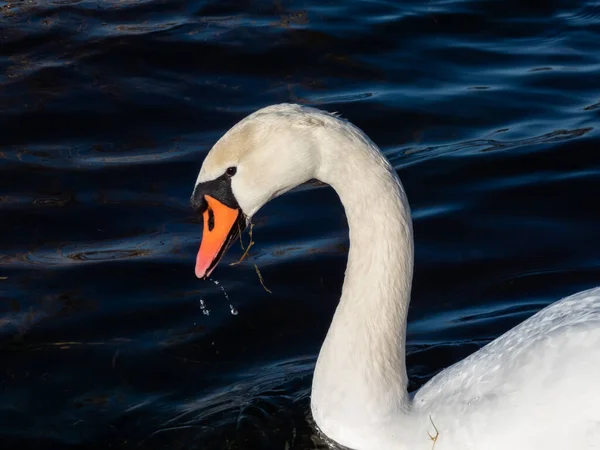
194,103,600,450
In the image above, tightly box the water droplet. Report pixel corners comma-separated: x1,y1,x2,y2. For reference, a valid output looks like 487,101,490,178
209,277,231,302
199,299,210,315
229,304,238,316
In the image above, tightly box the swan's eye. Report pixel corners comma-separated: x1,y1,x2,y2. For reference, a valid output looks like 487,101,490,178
226,167,237,176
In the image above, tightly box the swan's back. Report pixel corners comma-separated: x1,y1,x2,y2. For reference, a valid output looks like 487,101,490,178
413,287,600,449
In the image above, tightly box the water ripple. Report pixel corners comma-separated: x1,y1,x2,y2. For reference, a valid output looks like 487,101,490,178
2,0,600,448
396,126,594,166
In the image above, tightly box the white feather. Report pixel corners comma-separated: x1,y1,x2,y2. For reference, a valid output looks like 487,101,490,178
195,103,600,450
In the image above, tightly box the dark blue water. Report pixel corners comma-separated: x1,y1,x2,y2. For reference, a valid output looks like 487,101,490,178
1,0,600,448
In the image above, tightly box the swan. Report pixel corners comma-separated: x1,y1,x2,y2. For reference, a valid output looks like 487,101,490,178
190,103,600,450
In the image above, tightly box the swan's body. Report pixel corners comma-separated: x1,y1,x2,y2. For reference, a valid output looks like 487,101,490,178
191,104,600,450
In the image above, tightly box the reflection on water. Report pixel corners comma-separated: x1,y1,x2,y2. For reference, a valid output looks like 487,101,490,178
1,0,600,448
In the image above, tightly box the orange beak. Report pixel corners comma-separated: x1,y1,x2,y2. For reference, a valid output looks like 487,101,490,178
195,195,244,279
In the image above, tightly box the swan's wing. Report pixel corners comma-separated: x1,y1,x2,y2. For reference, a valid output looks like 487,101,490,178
413,287,600,448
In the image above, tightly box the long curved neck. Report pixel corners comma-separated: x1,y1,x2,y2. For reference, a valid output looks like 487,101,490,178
311,125,415,444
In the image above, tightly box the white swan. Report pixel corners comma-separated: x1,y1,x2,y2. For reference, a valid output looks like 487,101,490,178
190,103,600,450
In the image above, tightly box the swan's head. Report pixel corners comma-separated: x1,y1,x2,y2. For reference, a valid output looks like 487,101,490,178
190,104,328,278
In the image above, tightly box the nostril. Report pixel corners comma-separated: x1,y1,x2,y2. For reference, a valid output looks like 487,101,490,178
207,207,215,231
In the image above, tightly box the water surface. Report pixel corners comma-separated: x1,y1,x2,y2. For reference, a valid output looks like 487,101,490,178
1,0,600,448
